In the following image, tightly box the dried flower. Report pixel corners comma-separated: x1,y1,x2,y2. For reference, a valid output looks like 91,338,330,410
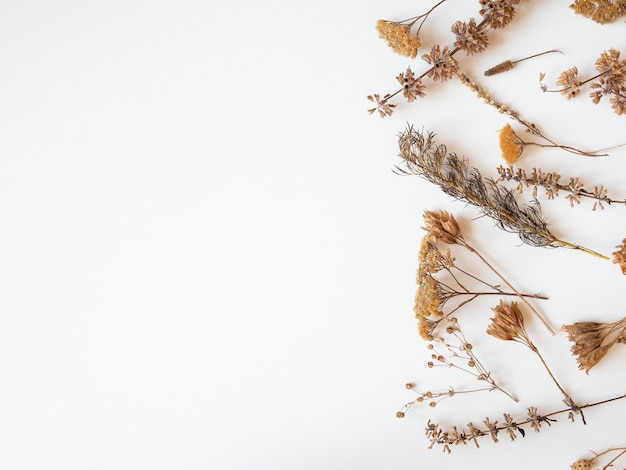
422,45,459,82
422,210,462,244
451,18,489,56
499,123,521,164
479,0,519,29
613,238,626,274
557,67,582,100
562,317,626,373
396,67,426,103
367,93,395,118
570,0,626,24
375,20,421,58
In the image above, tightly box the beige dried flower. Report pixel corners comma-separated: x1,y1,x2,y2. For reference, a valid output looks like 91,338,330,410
367,93,395,118
486,300,527,342
557,67,582,100
422,210,462,244
451,18,489,56
422,45,459,82
570,0,626,24
613,238,626,274
479,0,520,29
396,67,426,103
562,317,626,373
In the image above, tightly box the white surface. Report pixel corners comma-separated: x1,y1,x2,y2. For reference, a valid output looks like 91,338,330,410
0,1,625,469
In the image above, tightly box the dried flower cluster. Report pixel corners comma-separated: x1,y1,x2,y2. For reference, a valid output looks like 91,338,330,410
613,239,626,274
495,164,626,210
570,0,626,24
424,393,626,452
543,49,626,115
368,0,523,116
562,317,626,372
396,127,608,259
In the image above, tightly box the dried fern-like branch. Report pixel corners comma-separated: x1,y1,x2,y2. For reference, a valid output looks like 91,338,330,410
396,126,609,259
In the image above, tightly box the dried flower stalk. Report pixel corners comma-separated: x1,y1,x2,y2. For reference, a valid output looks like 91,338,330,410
397,317,517,417
495,164,626,210
368,0,523,116
457,72,609,157
418,210,553,334
487,301,579,412
562,317,626,373
484,49,561,76
542,48,626,115
425,393,626,452
396,127,610,261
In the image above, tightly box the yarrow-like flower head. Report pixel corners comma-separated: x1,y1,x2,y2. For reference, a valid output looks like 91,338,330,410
376,19,421,58
499,123,522,164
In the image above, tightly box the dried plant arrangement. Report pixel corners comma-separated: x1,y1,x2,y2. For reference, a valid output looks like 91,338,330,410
396,126,609,260
569,446,626,470
562,317,626,373
541,48,626,116
483,49,562,76
570,0,626,24
368,0,523,118
396,316,518,417
424,393,626,452
494,163,626,210
417,210,552,334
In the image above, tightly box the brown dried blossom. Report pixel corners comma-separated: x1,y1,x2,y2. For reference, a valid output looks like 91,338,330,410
557,67,582,100
562,317,626,373
451,18,489,55
478,0,520,29
367,93,395,118
422,45,459,82
487,300,528,343
422,209,462,244
396,67,426,103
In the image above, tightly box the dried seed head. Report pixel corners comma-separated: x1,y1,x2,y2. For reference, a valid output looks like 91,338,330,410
613,238,626,274
569,458,595,470
422,210,462,244
486,300,526,342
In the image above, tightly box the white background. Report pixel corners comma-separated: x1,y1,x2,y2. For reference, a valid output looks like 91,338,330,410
0,1,625,469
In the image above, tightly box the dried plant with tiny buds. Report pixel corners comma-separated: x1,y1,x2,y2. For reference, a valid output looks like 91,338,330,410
542,48,626,115
562,317,626,373
495,164,626,210
396,127,609,261
487,301,580,416
425,393,626,452
397,317,517,417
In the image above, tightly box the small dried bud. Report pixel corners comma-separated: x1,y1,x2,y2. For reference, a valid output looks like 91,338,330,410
429,401,437,407
569,458,595,470
405,382,414,389
422,210,462,244
396,411,406,418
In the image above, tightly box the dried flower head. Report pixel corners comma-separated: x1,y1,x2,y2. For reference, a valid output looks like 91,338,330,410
479,0,520,29
569,458,595,470
557,67,582,100
367,93,395,118
486,300,527,342
396,67,426,103
422,45,459,82
613,238,626,274
422,210,462,244
376,19,421,58
562,317,626,373
499,123,522,164
451,18,489,56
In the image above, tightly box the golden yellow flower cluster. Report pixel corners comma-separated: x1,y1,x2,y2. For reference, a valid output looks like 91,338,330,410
376,19,421,58
570,0,626,24
498,123,521,164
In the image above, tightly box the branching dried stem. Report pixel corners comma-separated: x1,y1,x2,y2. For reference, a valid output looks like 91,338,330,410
396,127,610,261
368,0,522,117
541,48,626,116
457,72,609,157
495,164,626,210
425,393,626,452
